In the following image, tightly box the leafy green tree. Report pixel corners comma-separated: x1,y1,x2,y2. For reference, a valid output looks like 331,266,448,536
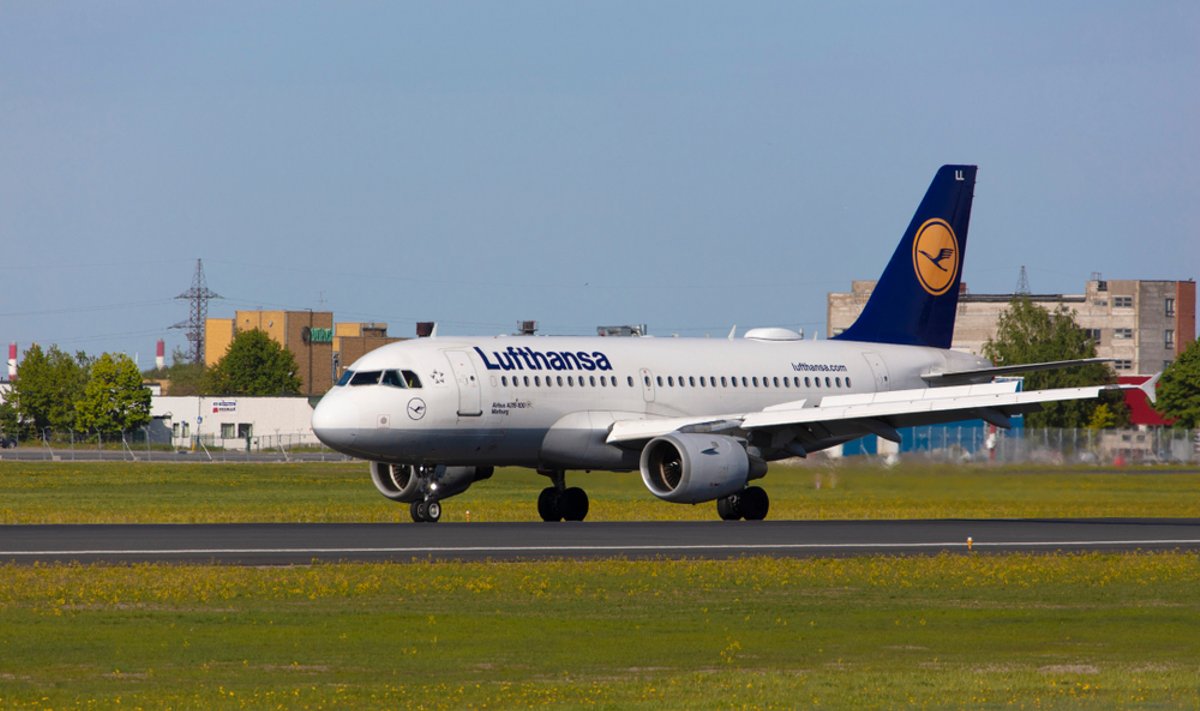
7,344,90,436
205,329,301,396
1156,338,1200,427
75,353,152,436
982,297,1128,428
143,346,207,396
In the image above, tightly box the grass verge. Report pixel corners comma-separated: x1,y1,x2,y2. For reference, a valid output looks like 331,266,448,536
2,460,1199,524
1,553,1198,708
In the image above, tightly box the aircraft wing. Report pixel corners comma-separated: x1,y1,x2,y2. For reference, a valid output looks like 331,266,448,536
606,381,1125,448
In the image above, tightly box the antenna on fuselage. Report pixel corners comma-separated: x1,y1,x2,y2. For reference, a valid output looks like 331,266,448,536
727,325,737,340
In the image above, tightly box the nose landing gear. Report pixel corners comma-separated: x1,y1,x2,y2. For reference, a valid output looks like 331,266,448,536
410,499,442,523
716,486,769,521
536,470,590,522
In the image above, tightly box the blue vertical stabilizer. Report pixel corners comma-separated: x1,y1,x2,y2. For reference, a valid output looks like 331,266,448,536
834,165,977,349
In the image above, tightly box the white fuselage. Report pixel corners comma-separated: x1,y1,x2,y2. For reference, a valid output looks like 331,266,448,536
311,334,989,469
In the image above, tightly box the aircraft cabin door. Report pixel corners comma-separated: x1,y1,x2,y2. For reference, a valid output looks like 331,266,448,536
444,349,483,416
639,368,656,403
862,352,890,392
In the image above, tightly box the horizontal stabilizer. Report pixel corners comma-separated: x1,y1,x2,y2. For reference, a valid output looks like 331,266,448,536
921,358,1114,386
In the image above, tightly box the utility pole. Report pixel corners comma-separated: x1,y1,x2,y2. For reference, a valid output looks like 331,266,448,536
173,259,221,365
1015,265,1031,295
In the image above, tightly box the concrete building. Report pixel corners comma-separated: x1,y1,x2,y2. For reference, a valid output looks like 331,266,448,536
828,278,1196,375
150,395,319,450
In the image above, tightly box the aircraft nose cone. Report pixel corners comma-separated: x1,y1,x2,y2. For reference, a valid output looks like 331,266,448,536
311,396,356,452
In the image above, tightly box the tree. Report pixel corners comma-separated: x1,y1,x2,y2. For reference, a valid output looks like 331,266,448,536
205,329,302,396
1156,338,1200,427
7,344,90,437
982,297,1128,428
75,353,152,436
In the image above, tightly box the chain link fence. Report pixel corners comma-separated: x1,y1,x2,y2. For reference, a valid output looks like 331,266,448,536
860,425,1200,465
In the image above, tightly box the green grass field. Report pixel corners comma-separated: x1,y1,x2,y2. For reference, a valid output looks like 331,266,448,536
1,460,1198,524
2,554,1198,709
3,461,1199,708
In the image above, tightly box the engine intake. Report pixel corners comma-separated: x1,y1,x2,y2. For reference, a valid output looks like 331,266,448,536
370,462,422,502
640,433,752,504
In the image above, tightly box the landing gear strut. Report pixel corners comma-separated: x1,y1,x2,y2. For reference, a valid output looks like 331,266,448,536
536,470,589,522
716,486,769,521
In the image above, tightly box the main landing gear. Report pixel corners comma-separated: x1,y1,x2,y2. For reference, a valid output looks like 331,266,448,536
716,486,769,521
536,470,590,522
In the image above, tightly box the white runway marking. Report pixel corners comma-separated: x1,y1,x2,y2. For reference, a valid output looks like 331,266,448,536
5,539,1200,557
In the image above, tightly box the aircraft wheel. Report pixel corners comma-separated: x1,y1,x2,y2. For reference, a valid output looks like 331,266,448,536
537,487,562,522
716,495,741,521
410,501,427,523
740,486,770,521
426,500,442,523
561,487,589,521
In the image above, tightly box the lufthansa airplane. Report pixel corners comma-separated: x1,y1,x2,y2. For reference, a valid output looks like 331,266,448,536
312,165,1123,523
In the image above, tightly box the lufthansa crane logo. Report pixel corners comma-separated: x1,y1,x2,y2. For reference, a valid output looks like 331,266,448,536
912,218,959,296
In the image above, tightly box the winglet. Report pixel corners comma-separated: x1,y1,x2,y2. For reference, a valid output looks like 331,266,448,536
1138,372,1162,405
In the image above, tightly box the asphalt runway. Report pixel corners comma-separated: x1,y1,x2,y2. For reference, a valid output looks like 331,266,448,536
3,518,1200,565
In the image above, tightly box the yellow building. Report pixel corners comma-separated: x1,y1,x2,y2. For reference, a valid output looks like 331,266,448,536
204,312,402,396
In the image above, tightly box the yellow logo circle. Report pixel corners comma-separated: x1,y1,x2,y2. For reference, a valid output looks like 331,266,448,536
911,218,959,296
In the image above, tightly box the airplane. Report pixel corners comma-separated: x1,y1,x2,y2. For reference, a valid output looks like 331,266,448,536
312,164,1127,523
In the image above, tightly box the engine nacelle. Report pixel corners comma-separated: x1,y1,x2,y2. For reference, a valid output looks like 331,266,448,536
433,465,494,500
640,433,753,504
369,462,495,503
370,462,422,502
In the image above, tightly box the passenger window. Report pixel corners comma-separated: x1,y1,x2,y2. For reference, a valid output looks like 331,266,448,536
773,377,780,387
402,370,422,388
590,376,597,387
752,377,759,387
534,376,542,387
337,370,354,386
835,377,842,388
846,377,852,387
656,376,663,387
804,377,811,388
644,376,651,386
667,376,674,387
523,376,530,387
731,377,738,388
689,376,696,387
501,376,508,386
627,376,634,387
741,377,748,387
381,370,406,388
350,371,381,386
813,378,820,388
793,377,800,387
721,377,728,387
825,377,832,388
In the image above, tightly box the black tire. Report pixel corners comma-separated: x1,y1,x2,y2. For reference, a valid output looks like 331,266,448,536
561,487,589,522
537,487,562,522
426,500,442,523
740,486,770,521
409,501,425,523
716,495,741,521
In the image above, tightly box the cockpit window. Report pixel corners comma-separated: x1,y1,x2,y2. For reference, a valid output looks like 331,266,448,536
381,370,406,388
350,370,382,386
336,370,355,387
402,370,422,388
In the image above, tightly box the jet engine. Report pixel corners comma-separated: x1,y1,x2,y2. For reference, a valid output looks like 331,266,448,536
640,433,761,504
369,462,422,502
369,462,494,503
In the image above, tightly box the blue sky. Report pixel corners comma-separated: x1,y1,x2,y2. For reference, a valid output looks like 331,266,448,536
2,2,1197,363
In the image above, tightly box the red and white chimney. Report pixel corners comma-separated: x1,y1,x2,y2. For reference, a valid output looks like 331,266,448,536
8,343,16,381
156,339,165,370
